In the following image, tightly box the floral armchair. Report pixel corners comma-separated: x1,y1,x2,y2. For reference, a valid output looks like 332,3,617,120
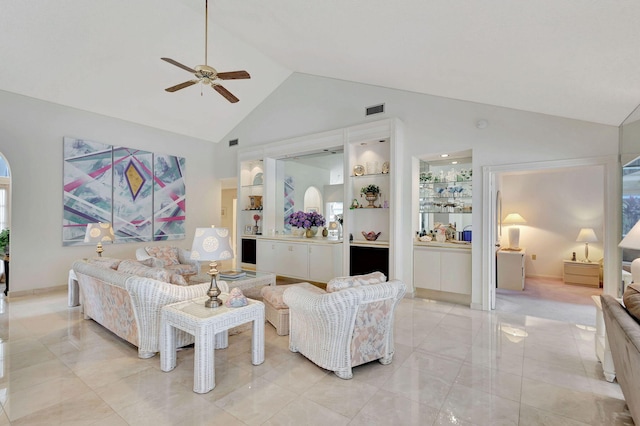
135,246,199,277
283,276,406,379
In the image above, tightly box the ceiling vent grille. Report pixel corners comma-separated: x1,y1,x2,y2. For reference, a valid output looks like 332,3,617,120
366,104,385,116
228,138,239,147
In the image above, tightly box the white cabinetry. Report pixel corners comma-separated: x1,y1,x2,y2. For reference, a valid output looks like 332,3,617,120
257,239,341,282
413,246,471,295
308,244,340,282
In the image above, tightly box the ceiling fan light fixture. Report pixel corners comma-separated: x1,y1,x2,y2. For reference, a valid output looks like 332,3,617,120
160,0,250,102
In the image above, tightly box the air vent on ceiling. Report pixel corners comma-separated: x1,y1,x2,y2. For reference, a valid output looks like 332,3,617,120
366,103,385,116
228,138,239,147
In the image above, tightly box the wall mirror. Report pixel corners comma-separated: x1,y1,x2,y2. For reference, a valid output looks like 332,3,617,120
620,103,640,269
275,149,344,232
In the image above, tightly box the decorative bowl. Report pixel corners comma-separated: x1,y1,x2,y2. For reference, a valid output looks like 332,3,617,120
362,231,381,241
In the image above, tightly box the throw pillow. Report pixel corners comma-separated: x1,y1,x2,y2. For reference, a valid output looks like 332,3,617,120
138,258,155,267
87,257,122,270
623,283,640,322
170,273,188,286
326,271,387,293
145,246,180,265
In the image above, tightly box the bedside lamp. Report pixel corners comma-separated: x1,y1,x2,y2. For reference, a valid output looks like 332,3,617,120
576,228,598,263
84,223,114,257
619,221,640,283
190,227,233,308
503,213,526,250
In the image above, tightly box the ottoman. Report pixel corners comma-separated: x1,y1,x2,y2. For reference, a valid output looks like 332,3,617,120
261,282,325,335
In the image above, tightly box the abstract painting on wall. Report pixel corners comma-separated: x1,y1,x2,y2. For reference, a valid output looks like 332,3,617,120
113,147,153,243
63,138,113,246
63,138,186,246
153,154,186,241
283,175,295,231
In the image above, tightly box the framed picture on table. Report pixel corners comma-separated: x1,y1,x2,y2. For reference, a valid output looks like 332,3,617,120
244,225,253,235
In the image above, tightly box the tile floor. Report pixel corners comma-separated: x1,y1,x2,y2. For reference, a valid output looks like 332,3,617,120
0,288,633,425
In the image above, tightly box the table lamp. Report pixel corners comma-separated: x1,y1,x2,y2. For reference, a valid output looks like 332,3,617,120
576,228,597,263
190,227,233,308
619,221,640,283
503,213,526,250
84,223,114,257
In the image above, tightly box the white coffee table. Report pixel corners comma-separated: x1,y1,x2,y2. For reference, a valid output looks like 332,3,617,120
160,295,265,394
190,270,275,298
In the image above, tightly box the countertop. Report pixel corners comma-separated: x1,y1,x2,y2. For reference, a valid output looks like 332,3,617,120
414,240,472,250
242,234,343,245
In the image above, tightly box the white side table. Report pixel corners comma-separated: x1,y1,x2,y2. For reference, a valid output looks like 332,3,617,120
160,295,265,393
497,249,526,290
68,269,79,307
592,295,615,382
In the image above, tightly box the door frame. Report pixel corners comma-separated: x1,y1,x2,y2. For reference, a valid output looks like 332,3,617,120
481,155,620,311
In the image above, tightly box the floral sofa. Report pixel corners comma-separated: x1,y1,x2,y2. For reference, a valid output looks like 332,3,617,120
72,258,210,358
283,272,406,379
601,287,640,423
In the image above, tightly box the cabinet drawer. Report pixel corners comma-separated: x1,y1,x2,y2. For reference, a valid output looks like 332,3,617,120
564,263,599,276
564,273,599,286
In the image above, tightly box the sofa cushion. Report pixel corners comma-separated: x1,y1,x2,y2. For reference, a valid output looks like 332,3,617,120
326,271,387,293
261,282,323,309
87,257,122,270
117,260,174,283
145,246,179,265
623,283,640,322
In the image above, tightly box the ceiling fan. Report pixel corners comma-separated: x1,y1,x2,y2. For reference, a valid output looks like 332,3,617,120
161,0,250,103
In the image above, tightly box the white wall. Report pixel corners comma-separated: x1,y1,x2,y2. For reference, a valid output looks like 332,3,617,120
215,73,619,307
501,166,604,279
0,90,218,294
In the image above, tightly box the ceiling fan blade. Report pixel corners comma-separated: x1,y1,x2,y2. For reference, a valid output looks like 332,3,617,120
213,85,239,103
217,70,251,80
161,57,197,74
165,80,198,92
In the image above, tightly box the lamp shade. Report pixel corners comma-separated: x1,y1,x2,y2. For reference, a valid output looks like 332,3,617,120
620,221,640,249
503,213,527,225
190,227,233,262
84,223,114,243
576,228,598,243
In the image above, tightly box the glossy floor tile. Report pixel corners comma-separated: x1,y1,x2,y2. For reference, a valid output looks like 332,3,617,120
0,288,633,425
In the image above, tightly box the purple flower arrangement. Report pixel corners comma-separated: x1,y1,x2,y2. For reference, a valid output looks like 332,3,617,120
286,210,326,229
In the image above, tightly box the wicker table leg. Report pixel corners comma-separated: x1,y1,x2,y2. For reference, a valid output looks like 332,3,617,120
252,304,265,365
160,318,177,372
193,323,216,393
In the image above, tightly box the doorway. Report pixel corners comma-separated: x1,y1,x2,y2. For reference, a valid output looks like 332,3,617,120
482,156,619,324
0,153,10,296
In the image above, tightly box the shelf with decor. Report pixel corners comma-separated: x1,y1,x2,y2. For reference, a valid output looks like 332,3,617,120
239,160,265,245
419,180,471,214
347,147,393,278
417,161,473,236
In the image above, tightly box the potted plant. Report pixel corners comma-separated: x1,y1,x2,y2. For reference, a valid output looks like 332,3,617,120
360,184,381,208
360,184,380,196
286,211,326,237
0,229,9,254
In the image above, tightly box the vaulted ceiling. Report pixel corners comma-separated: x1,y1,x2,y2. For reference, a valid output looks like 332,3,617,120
2,0,640,143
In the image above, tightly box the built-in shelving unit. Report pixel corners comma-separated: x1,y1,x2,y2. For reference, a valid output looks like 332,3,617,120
235,118,404,283
418,160,472,237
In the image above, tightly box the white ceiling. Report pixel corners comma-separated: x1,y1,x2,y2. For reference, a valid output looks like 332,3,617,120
2,0,640,143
